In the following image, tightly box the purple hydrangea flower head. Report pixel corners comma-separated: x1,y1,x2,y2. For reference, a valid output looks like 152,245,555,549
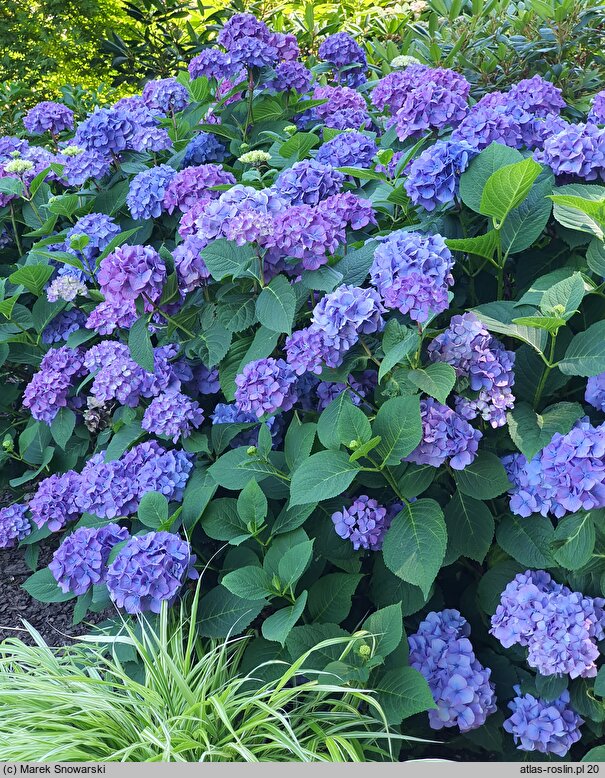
0,504,31,548
268,32,299,61
451,101,525,150
269,61,313,93
98,244,166,306
332,495,390,551
122,441,193,504
194,184,286,244
28,470,81,531
230,36,278,68
142,78,190,115
504,688,582,757
42,309,86,344
223,210,275,246
371,65,470,116
267,204,340,270
588,90,605,124
142,390,204,443
172,237,211,293
127,164,176,220
405,139,478,211
85,298,137,335
0,136,29,161
211,402,279,448
163,164,235,214
23,101,74,135
318,33,367,87
316,130,378,169
537,122,605,180
274,159,344,206
285,326,326,376
586,372,605,411
322,192,376,231
406,398,482,470
504,418,605,518
508,75,565,118
234,357,298,418
75,108,137,155
325,108,372,131
65,212,121,270
195,364,220,394
59,147,112,187
182,132,227,167
311,85,367,120
316,370,377,411
409,609,497,732
491,569,605,679
75,453,138,519
395,81,468,141
218,13,272,50
22,346,84,423
47,274,88,303
49,524,130,596
188,49,239,80
370,231,454,323
106,531,198,614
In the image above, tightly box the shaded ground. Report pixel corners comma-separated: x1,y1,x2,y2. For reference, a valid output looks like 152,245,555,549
0,538,107,645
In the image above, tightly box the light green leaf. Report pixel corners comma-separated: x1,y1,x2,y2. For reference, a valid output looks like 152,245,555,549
202,239,255,281
408,363,456,404
128,315,154,372
277,539,314,589
446,230,500,261
480,157,542,226
559,321,605,376
50,407,76,449
222,566,274,600
372,396,422,466
9,265,54,296
307,573,363,623
551,511,595,570
262,592,308,645
507,401,584,461
459,143,523,213
255,274,296,334
290,450,360,506
137,491,169,529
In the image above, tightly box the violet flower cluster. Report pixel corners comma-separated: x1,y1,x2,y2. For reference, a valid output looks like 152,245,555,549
406,398,482,470
22,346,85,424
491,570,605,679
409,609,497,732
504,688,583,757
0,504,31,549
331,495,391,551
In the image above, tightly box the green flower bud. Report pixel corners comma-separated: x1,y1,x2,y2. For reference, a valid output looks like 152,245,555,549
348,439,359,450
247,445,257,456
358,644,372,660
4,158,34,174
238,150,271,166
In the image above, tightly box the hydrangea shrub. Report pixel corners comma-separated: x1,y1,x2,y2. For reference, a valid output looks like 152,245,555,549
1,13,605,760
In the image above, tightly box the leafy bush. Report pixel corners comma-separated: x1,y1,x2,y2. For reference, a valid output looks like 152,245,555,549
2,9,605,762
0,597,394,761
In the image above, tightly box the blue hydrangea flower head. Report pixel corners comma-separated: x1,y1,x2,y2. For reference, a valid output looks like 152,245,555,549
234,357,298,418
316,130,378,169
182,132,228,167
332,495,390,550
504,687,583,757
142,390,204,443
274,159,344,206
127,164,176,220
405,140,478,211
75,108,137,155
586,372,605,411
406,398,482,470
23,101,74,135
0,504,31,548
106,531,198,614
142,78,190,114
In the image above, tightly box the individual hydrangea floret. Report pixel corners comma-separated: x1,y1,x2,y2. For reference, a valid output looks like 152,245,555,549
274,159,344,206
405,140,477,211
28,470,82,531
127,164,176,220
106,531,198,614
268,61,312,93
332,495,390,551
49,524,130,596
142,78,190,115
23,101,74,135
163,164,235,214
316,130,378,169
182,132,227,167
0,504,31,549
370,231,454,323
234,357,298,418
142,390,204,443
405,398,482,470
490,569,605,679
504,688,583,757
98,244,166,307
22,346,84,424
409,609,497,732
585,372,605,411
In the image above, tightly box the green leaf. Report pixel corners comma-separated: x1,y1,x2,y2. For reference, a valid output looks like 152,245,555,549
408,363,456,404
501,172,554,254
9,265,54,296
128,315,154,372
222,566,274,600
0,177,24,196
559,321,605,376
444,492,494,564
586,238,605,276
496,514,556,567
551,511,596,570
446,230,500,261
317,392,356,449
374,667,435,725
473,301,548,354
198,586,266,638
398,463,435,499
378,321,418,382
540,272,585,316
278,539,314,589
507,401,584,461
454,451,511,499
237,479,268,528
333,241,377,286
335,401,372,447
372,396,422,466
349,435,382,463
290,450,360,506
50,407,76,450
478,560,525,615
262,592,308,645
202,239,255,281
137,491,169,529
582,746,605,762
201,498,250,544
255,274,296,334
480,157,542,226
284,419,316,473
271,502,316,536
22,568,75,603
459,143,523,213
278,132,319,161
382,499,447,598
549,183,605,240
307,572,363,623
363,603,403,660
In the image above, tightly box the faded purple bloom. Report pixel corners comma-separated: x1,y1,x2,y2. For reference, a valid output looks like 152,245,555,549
47,274,88,303
106,531,198,614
